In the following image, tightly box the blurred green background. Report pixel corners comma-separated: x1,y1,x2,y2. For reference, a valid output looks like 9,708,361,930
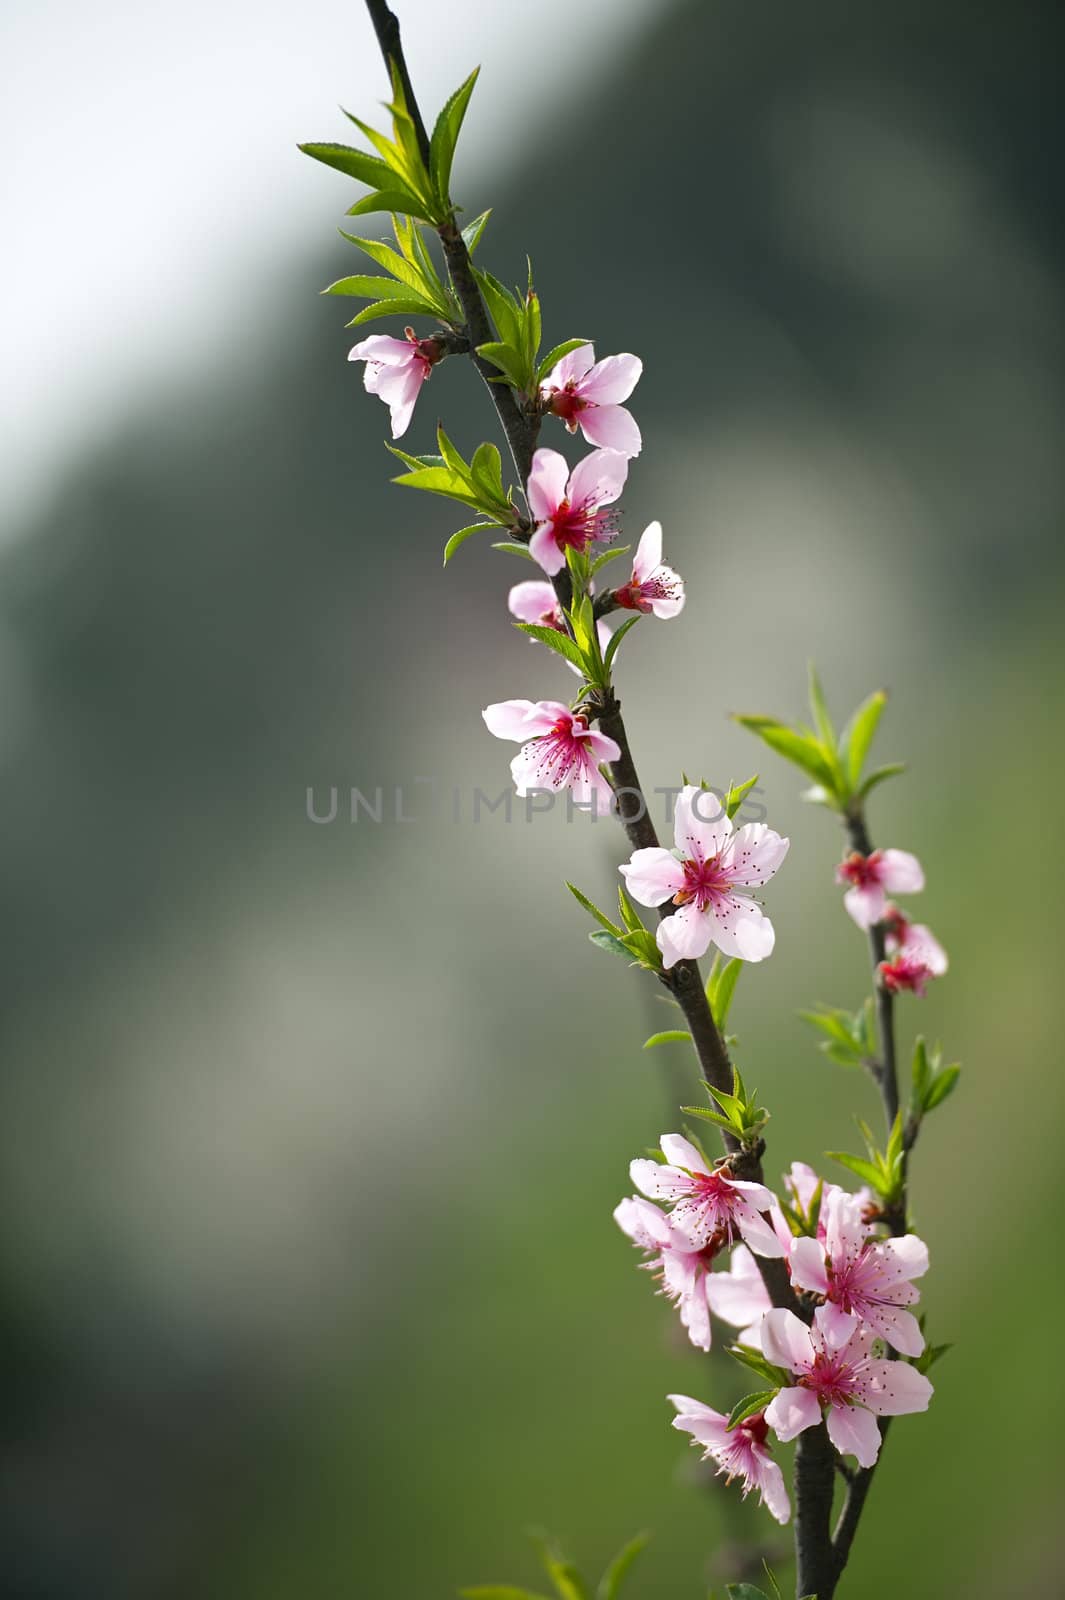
2,0,1063,1595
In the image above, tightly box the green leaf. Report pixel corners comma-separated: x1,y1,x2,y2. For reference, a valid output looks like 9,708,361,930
727,1345,789,1388
345,297,444,326
429,65,480,208
807,663,836,747
596,1533,650,1600
462,209,492,253
477,339,531,390
345,187,434,222
913,1340,953,1375
537,338,592,384
840,690,887,788
643,1030,692,1049
733,716,840,795
470,441,508,510
443,524,493,566
390,464,484,511
339,231,445,306
826,1151,886,1192
299,141,394,187
722,775,759,821
460,1590,555,1600
604,615,639,672
474,268,522,346
589,544,631,578
514,623,586,671
706,956,742,1029
530,1534,591,1600
911,1036,931,1104
726,1390,777,1431
492,541,536,561
680,1105,735,1133
726,1586,772,1600
567,882,621,935
923,1063,961,1111
761,1564,783,1600
589,930,632,960
856,762,906,801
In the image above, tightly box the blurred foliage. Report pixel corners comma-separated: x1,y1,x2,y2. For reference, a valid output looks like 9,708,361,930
1,0,1064,1597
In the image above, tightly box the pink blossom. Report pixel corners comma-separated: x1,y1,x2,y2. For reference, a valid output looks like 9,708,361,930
669,1395,790,1524
789,1190,928,1355
705,1242,772,1348
347,329,442,438
540,343,642,457
614,1196,722,1351
836,848,924,930
526,448,628,576
613,522,685,619
884,904,948,977
619,785,789,968
879,954,934,995
482,699,619,815
762,1307,933,1468
507,580,612,675
629,1135,785,1258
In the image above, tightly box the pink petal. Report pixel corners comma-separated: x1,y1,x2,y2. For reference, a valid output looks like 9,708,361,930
824,1190,868,1264
528,522,565,576
819,1300,858,1350
507,580,558,624
765,1385,821,1442
583,728,622,764
631,521,663,584
579,352,643,404
656,901,713,967
347,333,412,364
673,784,732,862
568,447,629,511
761,1309,814,1376
545,342,595,389
843,882,885,930
482,699,548,741
722,824,790,888
614,1195,672,1249
903,923,948,974
756,1454,792,1525
647,566,686,619
732,1197,787,1259
705,1244,770,1328
619,847,685,906
382,361,425,438
660,1133,710,1175
826,1402,881,1467
568,760,616,817
630,1159,693,1201
880,849,925,894
789,1236,831,1297
887,1234,930,1280
862,1360,934,1416
706,896,776,963
680,1276,712,1352
578,403,642,457
526,448,570,522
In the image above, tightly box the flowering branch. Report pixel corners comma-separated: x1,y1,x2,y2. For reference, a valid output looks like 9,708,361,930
302,19,957,1599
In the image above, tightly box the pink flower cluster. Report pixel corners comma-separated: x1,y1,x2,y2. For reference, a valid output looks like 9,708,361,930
616,1146,934,1522
835,848,948,995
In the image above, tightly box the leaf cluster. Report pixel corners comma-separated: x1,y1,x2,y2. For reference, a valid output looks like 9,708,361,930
461,1530,649,1600
827,1112,906,1207
301,63,480,224
682,1063,769,1147
474,264,588,398
389,425,517,563
910,1036,961,1119
735,665,903,816
800,999,877,1069
567,883,661,973
322,211,462,327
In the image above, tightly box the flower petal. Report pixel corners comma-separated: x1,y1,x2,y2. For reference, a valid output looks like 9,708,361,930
707,896,776,963
507,580,559,624
482,699,550,741
528,522,565,575
765,1385,821,1442
789,1236,831,1297
348,333,412,364
545,342,596,388
631,521,662,584
705,1244,771,1328
619,847,685,906
826,1402,881,1467
761,1308,815,1375
630,1159,693,1201
578,403,642,457
656,902,712,967
722,824,790,888
579,352,643,404
880,849,925,894
568,447,629,511
526,448,570,521
862,1360,934,1416
673,784,732,861
660,1133,710,1175
844,882,885,930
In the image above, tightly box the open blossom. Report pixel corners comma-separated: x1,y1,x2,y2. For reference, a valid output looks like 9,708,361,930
482,699,619,815
347,329,443,438
789,1190,928,1356
884,904,948,976
507,580,611,675
705,1242,772,1348
613,521,685,618
762,1307,933,1468
620,785,789,968
526,447,628,576
669,1395,790,1524
540,343,642,456
614,1196,722,1351
836,848,924,930
630,1135,785,1258
879,954,934,995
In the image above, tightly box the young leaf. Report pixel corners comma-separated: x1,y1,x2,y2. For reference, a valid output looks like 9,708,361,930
723,775,759,820
299,141,395,187
856,762,906,801
733,716,840,795
596,1533,649,1600
514,623,586,671
462,209,491,253
492,541,536,561
344,187,434,221
429,66,479,208
839,689,887,788
923,1063,961,1111
604,615,639,672
726,1390,777,1431
567,882,622,935
643,1030,692,1049
443,525,493,566
726,1588,772,1600
589,544,631,578
589,930,632,960
727,1345,789,1388
537,337,592,384
807,663,836,747
706,955,742,1029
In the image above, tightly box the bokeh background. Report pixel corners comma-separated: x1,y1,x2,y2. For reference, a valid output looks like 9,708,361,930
3,1,1064,1595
